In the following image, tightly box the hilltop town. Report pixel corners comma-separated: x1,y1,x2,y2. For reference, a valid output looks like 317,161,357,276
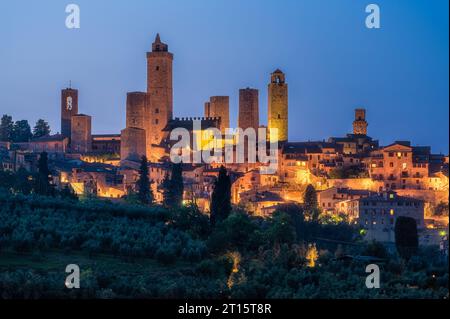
0,34,448,246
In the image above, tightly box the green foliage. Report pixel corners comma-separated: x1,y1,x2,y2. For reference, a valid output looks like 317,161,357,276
171,204,210,239
0,168,15,190
395,216,419,261
273,204,305,240
32,119,51,138
303,184,319,221
161,163,184,209
207,212,262,253
60,184,78,201
35,152,53,196
12,120,32,143
267,211,296,245
0,191,447,299
137,156,153,205
0,114,14,141
363,240,389,259
210,166,231,227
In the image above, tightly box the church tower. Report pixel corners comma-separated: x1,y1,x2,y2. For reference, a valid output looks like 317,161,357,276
353,108,368,135
268,69,288,143
146,34,173,150
61,88,79,139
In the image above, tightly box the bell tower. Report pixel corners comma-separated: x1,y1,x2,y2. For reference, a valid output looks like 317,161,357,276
268,69,288,143
353,108,368,135
146,34,173,150
61,87,79,139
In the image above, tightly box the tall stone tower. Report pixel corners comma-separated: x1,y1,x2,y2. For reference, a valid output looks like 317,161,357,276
71,114,92,153
204,102,211,118
121,92,149,161
205,96,229,134
121,127,147,163
268,69,288,143
126,92,148,131
353,108,368,135
238,88,259,132
61,88,79,139
146,33,173,149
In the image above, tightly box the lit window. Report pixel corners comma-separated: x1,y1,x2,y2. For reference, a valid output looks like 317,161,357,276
390,209,395,215
397,152,402,158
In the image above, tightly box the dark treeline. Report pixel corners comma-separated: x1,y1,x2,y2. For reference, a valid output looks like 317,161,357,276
0,162,447,299
0,190,448,299
0,114,51,142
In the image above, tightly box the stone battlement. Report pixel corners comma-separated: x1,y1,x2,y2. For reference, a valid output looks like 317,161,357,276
174,117,221,122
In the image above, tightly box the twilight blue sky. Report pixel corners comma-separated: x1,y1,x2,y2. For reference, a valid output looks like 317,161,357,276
0,0,448,153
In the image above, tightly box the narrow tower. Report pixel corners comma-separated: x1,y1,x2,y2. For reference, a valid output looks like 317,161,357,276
268,69,288,143
71,114,92,153
61,88,79,139
208,96,230,134
353,108,368,135
146,34,173,150
238,88,259,132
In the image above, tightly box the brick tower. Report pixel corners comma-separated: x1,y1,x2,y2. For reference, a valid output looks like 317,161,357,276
238,88,259,132
126,92,148,131
71,114,92,153
353,108,368,135
61,88,79,139
206,96,229,134
268,69,288,143
146,33,173,151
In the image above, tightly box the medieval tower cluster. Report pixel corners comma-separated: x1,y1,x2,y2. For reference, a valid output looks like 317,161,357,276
59,34,371,165
119,33,290,163
121,34,174,162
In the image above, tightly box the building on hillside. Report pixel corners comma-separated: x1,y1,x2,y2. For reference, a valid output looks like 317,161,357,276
28,134,69,154
318,187,374,214
92,134,121,154
349,191,425,242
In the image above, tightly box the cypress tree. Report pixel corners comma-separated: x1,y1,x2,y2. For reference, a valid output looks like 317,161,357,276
36,152,53,196
210,166,231,227
137,156,153,205
395,216,419,260
162,162,184,208
303,184,319,221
